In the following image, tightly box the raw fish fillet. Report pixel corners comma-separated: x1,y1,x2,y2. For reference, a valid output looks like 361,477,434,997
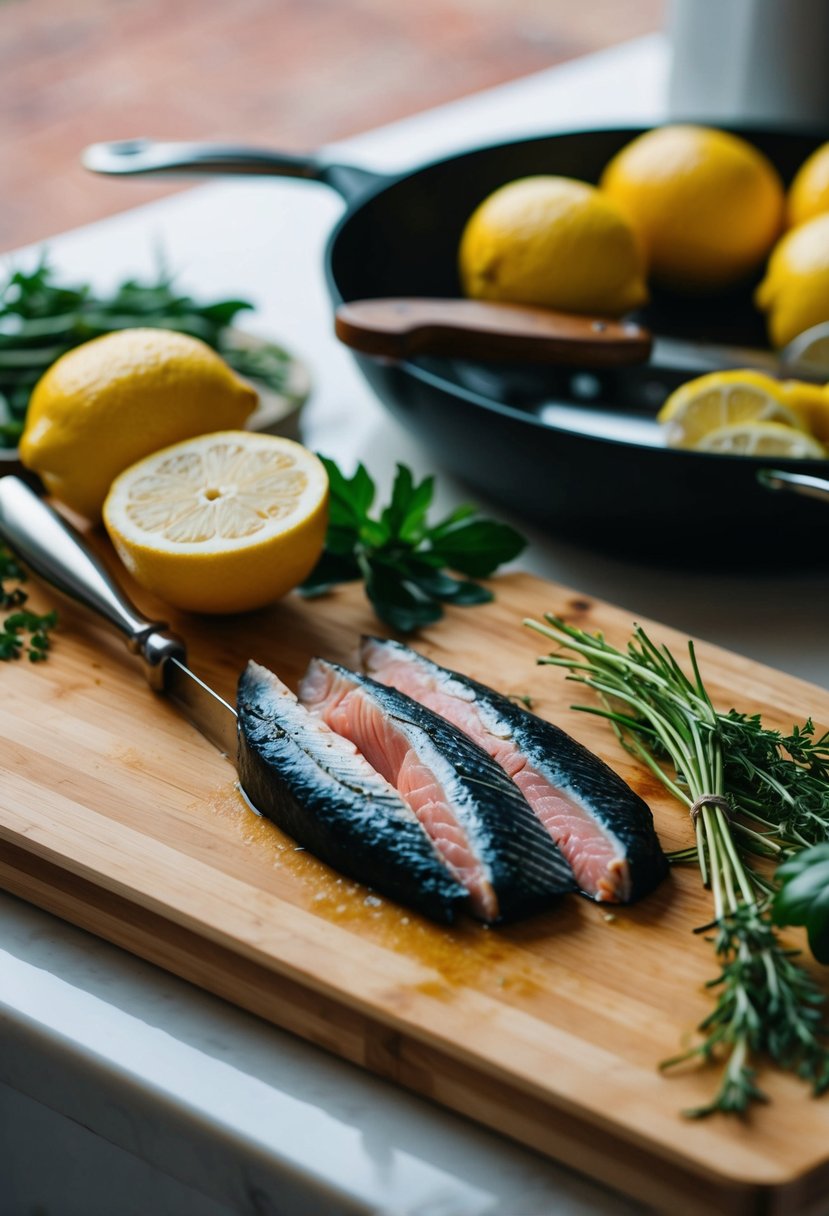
360,637,667,903
298,658,575,923
237,661,466,923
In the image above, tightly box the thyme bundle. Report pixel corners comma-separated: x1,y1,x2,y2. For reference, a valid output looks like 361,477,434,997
525,614,829,1117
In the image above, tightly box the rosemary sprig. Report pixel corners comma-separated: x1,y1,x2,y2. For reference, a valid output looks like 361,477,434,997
524,614,829,1117
0,542,57,661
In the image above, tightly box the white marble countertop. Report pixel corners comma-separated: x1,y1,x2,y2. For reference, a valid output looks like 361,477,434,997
3,33,829,1216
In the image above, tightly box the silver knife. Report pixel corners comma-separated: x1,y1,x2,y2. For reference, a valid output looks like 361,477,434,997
0,476,237,760
651,334,829,383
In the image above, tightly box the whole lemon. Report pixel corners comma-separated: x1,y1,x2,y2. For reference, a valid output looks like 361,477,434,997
458,175,648,316
755,212,829,348
600,125,784,291
787,142,829,228
19,328,258,520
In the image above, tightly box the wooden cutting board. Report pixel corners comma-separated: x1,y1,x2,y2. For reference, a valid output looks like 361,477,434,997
3,547,829,1216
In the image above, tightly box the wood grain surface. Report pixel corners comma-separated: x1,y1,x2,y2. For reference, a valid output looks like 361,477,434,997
2,542,829,1216
334,299,653,365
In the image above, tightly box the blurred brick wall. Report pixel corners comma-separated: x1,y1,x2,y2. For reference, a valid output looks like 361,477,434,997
0,0,664,250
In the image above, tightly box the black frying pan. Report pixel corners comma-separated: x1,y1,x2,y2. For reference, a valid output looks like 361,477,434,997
84,128,829,565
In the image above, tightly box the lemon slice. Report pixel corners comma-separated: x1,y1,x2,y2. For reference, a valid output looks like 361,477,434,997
783,324,829,371
657,370,804,448
777,378,829,441
103,431,328,614
694,420,826,458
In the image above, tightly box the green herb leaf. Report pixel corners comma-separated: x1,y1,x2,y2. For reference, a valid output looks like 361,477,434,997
526,614,829,1117
321,457,376,529
427,518,526,578
364,561,443,633
0,544,57,661
398,560,494,605
0,255,294,429
301,457,526,632
296,550,362,596
774,845,829,964
380,464,435,542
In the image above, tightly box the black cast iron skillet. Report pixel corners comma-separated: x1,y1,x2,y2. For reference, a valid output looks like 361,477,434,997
84,128,829,565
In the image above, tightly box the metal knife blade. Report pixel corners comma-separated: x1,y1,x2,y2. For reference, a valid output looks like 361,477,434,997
165,656,237,761
651,336,828,383
0,476,239,763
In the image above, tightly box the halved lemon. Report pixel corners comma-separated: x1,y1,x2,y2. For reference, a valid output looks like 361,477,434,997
103,431,328,614
783,325,829,372
657,370,805,448
695,420,826,458
777,378,829,442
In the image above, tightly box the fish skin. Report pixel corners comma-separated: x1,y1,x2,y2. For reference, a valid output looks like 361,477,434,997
360,637,668,904
298,658,575,923
237,661,466,924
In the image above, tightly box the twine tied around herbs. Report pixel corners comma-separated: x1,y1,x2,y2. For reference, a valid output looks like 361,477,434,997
689,794,731,824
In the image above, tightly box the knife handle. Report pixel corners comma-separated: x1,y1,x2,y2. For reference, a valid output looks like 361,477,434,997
334,298,653,366
0,477,185,689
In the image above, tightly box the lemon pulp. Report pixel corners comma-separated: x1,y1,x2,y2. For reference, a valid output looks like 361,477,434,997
777,379,829,442
695,421,826,458
103,431,328,614
657,370,804,449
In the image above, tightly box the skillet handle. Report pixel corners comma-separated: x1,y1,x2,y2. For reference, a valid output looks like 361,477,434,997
335,298,653,367
757,469,829,502
82,138,325,179
81,138,385,201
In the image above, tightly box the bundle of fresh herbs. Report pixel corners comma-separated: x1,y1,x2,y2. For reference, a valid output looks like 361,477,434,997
525,613,829,1117
0,258,296,445
300,458,526,632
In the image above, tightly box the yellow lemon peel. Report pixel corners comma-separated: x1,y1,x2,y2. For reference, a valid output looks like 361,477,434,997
601,125,784,291
458,175,647,316
787,142,829,228
103,431,328,614
19,329,258,521
756,213,829,348
657,370,804,449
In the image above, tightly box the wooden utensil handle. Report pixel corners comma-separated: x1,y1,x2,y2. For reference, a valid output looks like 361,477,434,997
335,298,652,366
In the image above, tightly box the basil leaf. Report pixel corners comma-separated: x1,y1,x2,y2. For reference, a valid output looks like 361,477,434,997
318,459,372,531
425,503,477,538
298,551,361,596
398,560,494,605
364,563,443,632
427,519,526,577
303,455,526,632
380,463,414,537
773,845,829,963
196,299,253,324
